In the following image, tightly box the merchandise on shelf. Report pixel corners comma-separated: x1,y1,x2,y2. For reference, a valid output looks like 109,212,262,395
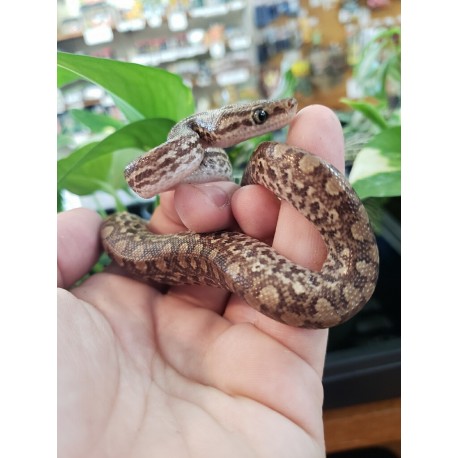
57,0,401,112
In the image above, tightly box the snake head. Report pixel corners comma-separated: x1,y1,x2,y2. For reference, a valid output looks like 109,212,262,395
123,98,298,199
212,98,298,148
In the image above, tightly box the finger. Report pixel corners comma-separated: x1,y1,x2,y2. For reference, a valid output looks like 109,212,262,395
226,105,345,374
57,208,102,289
148,181,239,234
147,190,184,233
232,104,344,246
147,181,239,314
229,104,345,267
267,105,345,372
174,181,239,232
288,104,345,171
147,182,239,314
231,184,281,243
274,104,345,269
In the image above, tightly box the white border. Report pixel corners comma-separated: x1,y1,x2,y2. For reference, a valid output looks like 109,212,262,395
1,1,56,456
402,1,458,456
3,1,458,456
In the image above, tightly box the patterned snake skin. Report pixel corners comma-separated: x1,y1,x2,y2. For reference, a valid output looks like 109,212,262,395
101,98,379,328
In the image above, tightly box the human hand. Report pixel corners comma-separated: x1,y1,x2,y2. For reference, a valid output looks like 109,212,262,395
57,104,344,458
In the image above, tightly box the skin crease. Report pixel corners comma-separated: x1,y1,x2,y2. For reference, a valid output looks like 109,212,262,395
57,104,345,458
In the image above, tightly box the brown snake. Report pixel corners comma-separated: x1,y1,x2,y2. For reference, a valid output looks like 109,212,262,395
101,98,379,328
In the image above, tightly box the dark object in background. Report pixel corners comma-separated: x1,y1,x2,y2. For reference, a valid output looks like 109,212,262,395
324,229,401,409
328,446,399,457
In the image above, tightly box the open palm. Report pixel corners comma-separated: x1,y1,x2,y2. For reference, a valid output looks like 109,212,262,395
58,105,345,458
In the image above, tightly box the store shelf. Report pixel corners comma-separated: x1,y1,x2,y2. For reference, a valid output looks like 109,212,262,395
57,1,248,44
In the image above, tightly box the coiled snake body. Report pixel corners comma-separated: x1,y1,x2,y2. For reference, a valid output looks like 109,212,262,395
101,98,379,328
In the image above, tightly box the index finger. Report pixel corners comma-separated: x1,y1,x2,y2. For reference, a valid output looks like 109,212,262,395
226,104,345,375
57,208,102,289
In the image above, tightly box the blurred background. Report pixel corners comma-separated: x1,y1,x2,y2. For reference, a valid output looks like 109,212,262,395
57,1,401,456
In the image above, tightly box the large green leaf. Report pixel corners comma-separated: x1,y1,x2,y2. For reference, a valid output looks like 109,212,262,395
349,126,401,199
57,65,81,87
58,118,175,188
58,141,99,185
57,52,194,122
70,109,125,133
61,148,142,196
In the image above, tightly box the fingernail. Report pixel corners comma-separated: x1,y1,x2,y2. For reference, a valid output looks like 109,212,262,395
193,184,230,208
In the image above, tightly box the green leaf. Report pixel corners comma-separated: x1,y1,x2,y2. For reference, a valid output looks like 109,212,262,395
58,142,98,185
271,69,297,99
370,26,401,46
228,133,273,171
69,109,125,133
57,52,194,122
349,126,401,199
352,26,400,99
57,133,75,149
352,171,400,199
387,108,401,127
58,117,175,187
385,54,401,83
356,38,384,80
61,148,142,196
341,98,388,130
57,189,64,212
57,66,81,87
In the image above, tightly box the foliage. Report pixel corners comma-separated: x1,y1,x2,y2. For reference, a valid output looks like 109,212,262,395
353,26,400,101
340,27,401,220
57,52,194,122
57,51,195,211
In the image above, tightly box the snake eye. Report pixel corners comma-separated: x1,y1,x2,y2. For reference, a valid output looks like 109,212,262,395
253,108,268,124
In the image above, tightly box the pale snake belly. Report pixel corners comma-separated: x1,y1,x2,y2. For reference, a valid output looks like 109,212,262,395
101,98,379,328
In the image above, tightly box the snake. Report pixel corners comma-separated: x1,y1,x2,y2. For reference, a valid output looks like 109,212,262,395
100,98,379,329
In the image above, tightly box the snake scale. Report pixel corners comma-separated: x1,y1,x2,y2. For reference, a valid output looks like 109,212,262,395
101,98,379,328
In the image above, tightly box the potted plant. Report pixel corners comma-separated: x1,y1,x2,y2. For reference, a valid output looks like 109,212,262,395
57,51,195,214
323,26,401,408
